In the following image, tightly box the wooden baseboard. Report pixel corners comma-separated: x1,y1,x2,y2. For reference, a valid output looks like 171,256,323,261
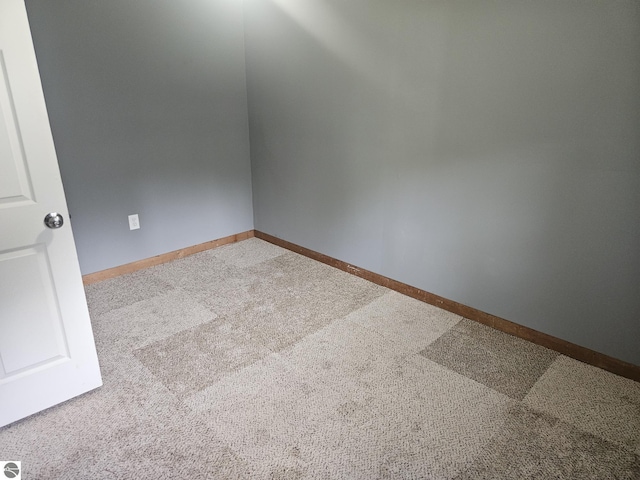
254,230,640,382
82,230,255,285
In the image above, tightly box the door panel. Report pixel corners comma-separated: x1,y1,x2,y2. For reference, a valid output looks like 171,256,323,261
0,0,102,427
0,245,68,376
0,52,35,206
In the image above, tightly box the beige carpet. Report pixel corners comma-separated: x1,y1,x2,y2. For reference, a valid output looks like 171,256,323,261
1,238,639,479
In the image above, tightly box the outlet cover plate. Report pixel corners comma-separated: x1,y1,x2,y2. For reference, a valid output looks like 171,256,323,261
128,214,140,230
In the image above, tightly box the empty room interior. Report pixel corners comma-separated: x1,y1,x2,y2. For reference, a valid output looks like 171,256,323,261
1,0,640,478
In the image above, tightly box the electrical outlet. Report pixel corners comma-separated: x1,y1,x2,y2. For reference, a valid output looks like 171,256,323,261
128,214,140,230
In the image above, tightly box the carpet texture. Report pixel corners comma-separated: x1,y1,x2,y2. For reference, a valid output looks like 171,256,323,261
1,238,639,479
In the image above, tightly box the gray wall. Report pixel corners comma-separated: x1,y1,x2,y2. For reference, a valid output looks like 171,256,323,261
245,0,640,364
25,0,253,274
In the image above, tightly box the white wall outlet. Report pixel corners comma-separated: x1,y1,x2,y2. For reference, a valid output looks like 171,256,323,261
128,214,140,230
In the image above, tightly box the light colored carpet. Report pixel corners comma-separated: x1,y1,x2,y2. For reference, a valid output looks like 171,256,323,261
1,237,639,479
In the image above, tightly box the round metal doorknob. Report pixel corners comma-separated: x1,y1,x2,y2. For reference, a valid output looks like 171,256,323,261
44,212,64,229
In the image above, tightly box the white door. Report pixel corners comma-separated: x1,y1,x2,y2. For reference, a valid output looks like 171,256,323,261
0,0,102,427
